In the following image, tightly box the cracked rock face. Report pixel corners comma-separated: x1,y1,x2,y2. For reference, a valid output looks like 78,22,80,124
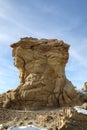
3,37,81,109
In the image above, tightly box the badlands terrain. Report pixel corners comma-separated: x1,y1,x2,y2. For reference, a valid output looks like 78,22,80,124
0,37,87,130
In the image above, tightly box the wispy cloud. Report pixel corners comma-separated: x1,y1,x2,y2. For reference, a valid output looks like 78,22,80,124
0,58,19,93
0,33,14,43
70,48,87,67
0,0,87,92
66,43,87,88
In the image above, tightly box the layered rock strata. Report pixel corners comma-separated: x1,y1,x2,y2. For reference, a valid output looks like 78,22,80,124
2,37,83,109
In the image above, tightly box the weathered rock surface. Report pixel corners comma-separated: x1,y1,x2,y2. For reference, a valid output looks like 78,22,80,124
82,82,87,91
1,37,87,110
0,107,87,130
0,94,6,108
58,107,87,130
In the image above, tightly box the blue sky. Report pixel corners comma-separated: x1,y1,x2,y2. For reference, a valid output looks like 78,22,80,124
0,0,87,93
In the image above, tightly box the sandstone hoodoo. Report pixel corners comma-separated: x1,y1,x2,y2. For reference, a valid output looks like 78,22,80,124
2,37,85,109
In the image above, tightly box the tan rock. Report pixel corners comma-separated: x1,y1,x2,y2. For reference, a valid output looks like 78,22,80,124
1,37,86,109
82,82,87,91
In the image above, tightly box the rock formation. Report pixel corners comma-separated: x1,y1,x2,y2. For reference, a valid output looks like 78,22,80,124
0,94,6,108
1,37,86,110
82,82,87,91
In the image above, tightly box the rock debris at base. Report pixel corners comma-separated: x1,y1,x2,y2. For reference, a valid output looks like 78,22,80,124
0,107,87,130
